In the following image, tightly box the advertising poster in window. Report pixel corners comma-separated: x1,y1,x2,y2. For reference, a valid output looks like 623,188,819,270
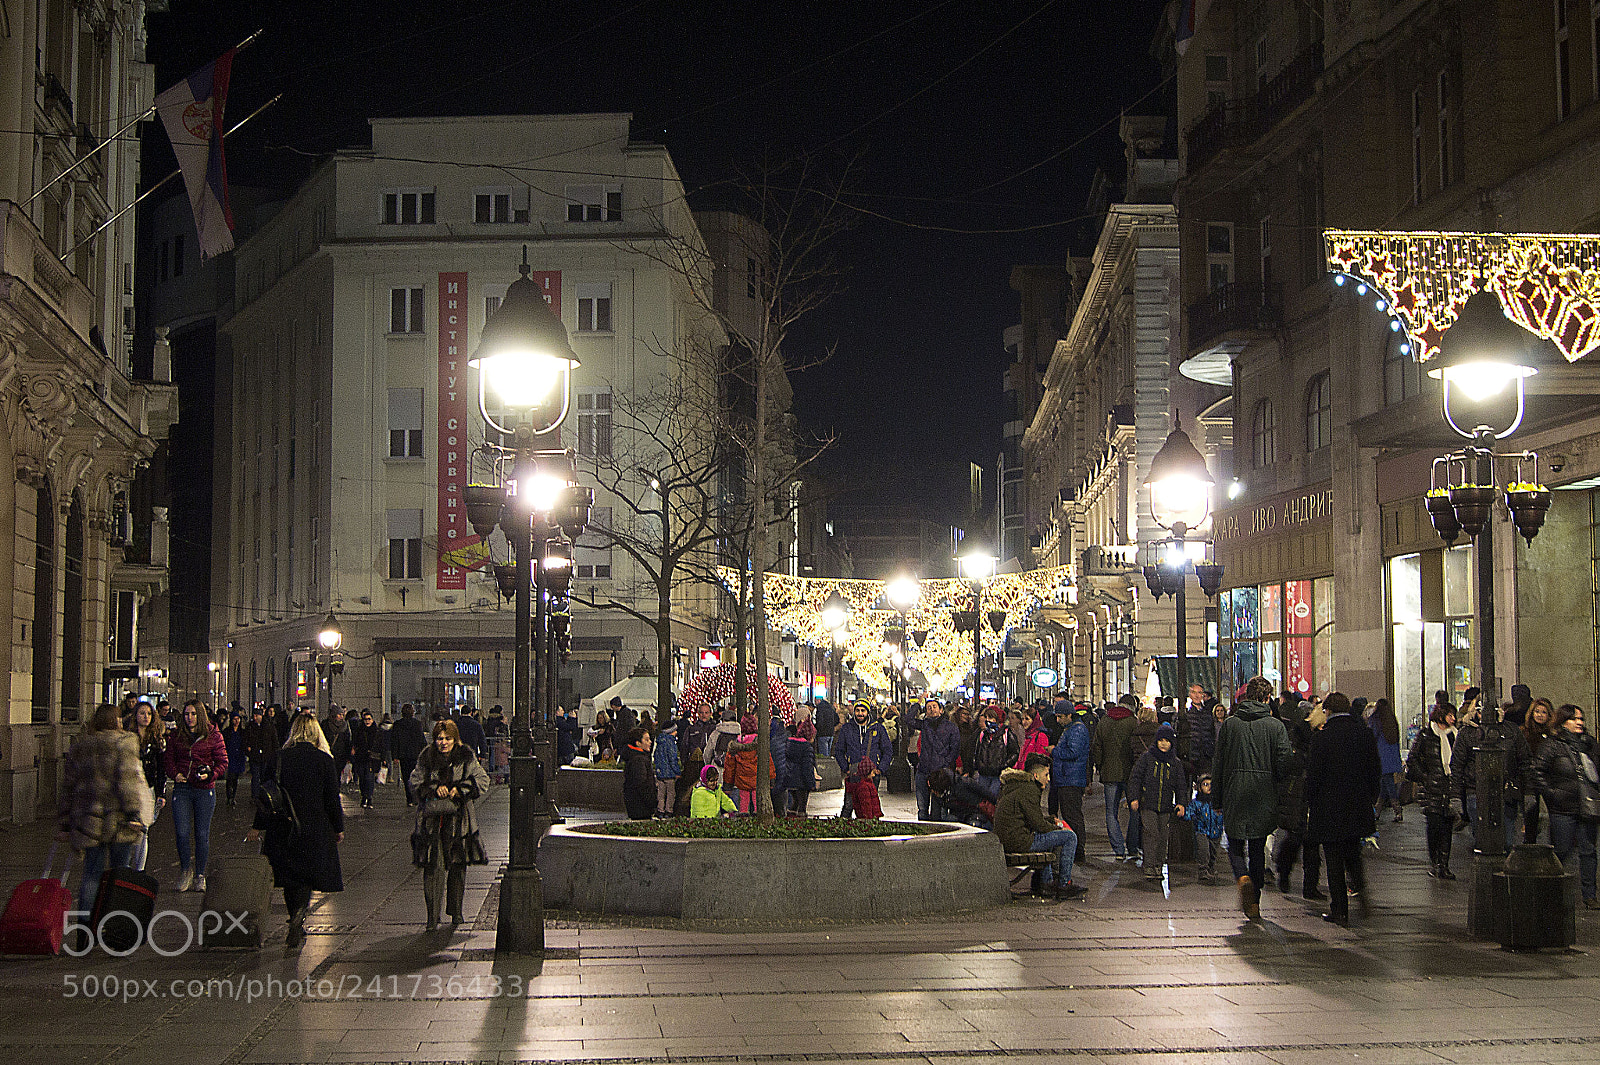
438,272,471,589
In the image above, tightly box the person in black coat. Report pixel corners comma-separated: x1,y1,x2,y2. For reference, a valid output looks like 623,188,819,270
555,707,582,766
620,729,656,820
1305,692,1381,925
1530,704,1600,906
783,722,818,816
249,714,343,949
1273,699,1325,900
389,704,428,807
1405,702,1459,878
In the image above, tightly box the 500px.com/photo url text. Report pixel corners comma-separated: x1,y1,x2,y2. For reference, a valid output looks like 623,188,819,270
63,974,531,1002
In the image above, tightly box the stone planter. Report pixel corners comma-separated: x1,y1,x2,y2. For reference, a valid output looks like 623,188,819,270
537,821,1008,920
556,765,625,811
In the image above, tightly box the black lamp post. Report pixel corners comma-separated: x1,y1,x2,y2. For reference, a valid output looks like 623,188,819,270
820,592,848,710
958,544,998,720
315,612,342,719
1144,423,1219,699
1423,289,1559,940
469,253,583,958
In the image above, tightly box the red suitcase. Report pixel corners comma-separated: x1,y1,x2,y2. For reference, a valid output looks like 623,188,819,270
0,844,71,955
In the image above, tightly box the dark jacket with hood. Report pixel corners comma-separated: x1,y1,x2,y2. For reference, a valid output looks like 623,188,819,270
915,713,962,775
1128,725,1189,814
1306,711,1381,842
1050,710,1093,788
994,767,1056,854
834,717,893,777
1531,727,1597,818
1092,703,1138,785
1405,723,1456,812
1185,698,1217,770
1212,700,1294,839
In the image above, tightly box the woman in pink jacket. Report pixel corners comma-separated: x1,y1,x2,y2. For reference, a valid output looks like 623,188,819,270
164,700,228,892
1015,709,1053,769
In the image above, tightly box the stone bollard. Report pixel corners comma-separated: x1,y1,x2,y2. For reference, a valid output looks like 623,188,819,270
1495,843,1576,951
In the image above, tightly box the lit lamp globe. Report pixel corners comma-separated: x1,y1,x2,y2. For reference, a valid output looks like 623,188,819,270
886,575,921,612
317,611,343,652
1427,289,1554,438
1145,425,1215,534
959,544,998,584
820,591,850,633
469,260,580,432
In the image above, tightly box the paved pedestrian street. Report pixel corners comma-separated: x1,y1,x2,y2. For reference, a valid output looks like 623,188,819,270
3,780,1598,1065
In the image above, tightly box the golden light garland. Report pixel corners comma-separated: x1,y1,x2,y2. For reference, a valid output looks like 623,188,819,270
1324,230,1600,362
718,567,1075,692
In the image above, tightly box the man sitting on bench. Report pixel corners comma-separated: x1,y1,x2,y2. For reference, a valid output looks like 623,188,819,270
996,752,1087,901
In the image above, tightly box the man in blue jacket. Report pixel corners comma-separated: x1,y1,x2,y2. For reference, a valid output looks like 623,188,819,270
833,702,892,816
914,699,961,821
1051,700,1092,862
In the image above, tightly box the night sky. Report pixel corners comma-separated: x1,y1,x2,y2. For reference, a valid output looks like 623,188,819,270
146,0,1171,509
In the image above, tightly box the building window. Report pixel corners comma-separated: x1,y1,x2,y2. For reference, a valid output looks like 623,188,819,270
1411,87,1424,204
1204,53,1230,110
1206,222,1234,292
1259,215,1272,287
310,515,319,594
390,286,424,334
484,282,507,322
1305,373,1331,452
1384,330,1421,405
1251,397,1276,469
474,189,513,224
381,188,436,225
1437,71,1452,188
575,506,612,579
387,509,422,580
1220,578,1334,700
576,389,613,457
565,184,621,222
575,282,613,332
388,388,423,458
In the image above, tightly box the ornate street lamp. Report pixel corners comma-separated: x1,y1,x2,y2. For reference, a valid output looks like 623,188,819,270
1145,423,1221,700
315,611,342,719
471,252,582,959
1425,289,1561,939
959,543,998,721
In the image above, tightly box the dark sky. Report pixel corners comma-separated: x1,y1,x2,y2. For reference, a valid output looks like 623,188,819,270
147,0,1171,509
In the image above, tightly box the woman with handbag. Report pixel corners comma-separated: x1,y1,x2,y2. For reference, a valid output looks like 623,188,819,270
408,720,490,930
128,700,166,871
58,704,153,917
164,700,228,893
247,713,344,948
1531,704,1600,909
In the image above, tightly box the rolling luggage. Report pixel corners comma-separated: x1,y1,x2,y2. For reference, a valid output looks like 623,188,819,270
200,855,273,950
90,866,158,953
0,844,71,955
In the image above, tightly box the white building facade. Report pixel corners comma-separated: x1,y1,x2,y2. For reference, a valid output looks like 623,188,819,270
212,114,722,719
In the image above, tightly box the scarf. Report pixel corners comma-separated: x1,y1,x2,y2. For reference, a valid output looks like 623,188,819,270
1432,721,1455,772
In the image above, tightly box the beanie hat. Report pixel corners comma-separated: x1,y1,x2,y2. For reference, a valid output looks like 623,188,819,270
1154,723,1177,744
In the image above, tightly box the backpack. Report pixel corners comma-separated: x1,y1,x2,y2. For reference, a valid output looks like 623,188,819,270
254,777,301,839
975,724,1009,776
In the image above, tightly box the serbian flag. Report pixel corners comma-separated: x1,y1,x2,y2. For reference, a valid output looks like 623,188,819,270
155,51,236,259
1173,0,1213,56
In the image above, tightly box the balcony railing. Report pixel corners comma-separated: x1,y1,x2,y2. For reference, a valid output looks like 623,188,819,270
1256,41,1324,134
1187,281,1282,352
1185,40,1325,170
1185,103,1252,170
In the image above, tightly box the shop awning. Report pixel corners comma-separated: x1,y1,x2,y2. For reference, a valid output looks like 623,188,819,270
1151,655,1220,698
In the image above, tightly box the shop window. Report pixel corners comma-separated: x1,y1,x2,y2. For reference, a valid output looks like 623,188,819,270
1252,397,1276,468
1388,546,1475,735
1220,578,1333,700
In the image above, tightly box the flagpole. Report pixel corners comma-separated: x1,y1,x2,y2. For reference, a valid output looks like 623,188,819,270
58,93,282,265
26,30,265,208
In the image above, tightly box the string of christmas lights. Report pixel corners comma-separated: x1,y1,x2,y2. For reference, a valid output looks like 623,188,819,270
717,567,1076,692
1325,230,1600,362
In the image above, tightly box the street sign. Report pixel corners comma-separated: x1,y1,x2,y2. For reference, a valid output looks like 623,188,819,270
1030,667,1059,688
1103,643,1133,661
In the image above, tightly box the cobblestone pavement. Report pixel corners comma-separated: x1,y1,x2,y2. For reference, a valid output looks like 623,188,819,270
1,774,1597,1065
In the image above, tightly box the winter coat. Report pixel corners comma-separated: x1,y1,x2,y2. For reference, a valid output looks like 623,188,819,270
1404,724,1456,814
1185,700,1217,771
389,716,428,763
1050,716,1092,788
683,717,716,762
321,718,351,764
834,719,893,778
690,783,736,818
1183,795,1225,840
165,726,229,790
1453,722,1533,802
409,743,491,864
1091,706,1137,785
453,714,487,759
813,700,839,739
621,744,655,807
783,735,817,793
994,768,1056,854
1015,724,1052,770
1128,745,1189,815
916,715,962,775
59,729,155,850
972,720,1018,776
1212,700,1295,840
1305,712,1381,842
349,720,387,769
1129,718,1158,764
1276,715,1313,833
940,775,996,824
243,718,279,769
1369,715,1404,775
255,741,344,892
957,718,980,773
654,734,682,779
726,734,761,791
1532,728,1597,818
769,717,789,784
222,725,246,774
136,734,166,798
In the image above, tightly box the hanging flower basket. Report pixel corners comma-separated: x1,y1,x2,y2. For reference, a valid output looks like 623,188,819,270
1448,485,1497,538
1504,484,1552,545
1425,491,1462,545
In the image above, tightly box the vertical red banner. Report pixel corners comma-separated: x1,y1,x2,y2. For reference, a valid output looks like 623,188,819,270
437,271,469,590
